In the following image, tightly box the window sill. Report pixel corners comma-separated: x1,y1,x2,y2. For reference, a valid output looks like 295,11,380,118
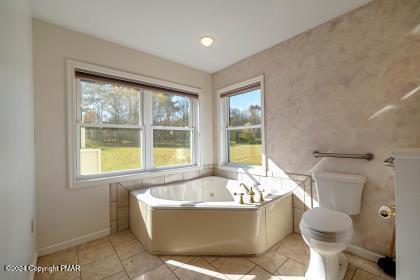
218,164,267,176
69,165,201,189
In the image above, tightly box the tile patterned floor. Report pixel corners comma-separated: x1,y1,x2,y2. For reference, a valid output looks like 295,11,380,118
35,231,395,280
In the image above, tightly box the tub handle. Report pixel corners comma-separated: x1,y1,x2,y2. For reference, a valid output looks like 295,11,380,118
234,192,245,204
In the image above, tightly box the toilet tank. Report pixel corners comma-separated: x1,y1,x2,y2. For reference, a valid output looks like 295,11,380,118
313,172,366,215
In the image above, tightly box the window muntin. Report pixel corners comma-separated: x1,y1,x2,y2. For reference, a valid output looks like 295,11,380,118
151,91,194,168
223,86,263,167
74,69,199,181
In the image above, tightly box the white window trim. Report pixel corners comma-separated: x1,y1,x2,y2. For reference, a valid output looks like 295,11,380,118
67,60,201,188
216,75,267,176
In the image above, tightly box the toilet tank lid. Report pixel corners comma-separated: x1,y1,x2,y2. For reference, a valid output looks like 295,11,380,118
313,171,366,184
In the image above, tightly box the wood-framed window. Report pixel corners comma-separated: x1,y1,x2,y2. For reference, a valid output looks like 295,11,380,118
67,60,200,187
217,76,266,173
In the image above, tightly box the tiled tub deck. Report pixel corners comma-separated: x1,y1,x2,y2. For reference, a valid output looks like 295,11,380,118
35,231,394,280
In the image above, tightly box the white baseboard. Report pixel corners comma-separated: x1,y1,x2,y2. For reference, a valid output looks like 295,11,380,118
29,251,38,280
37,228,110,257
346,244,384,263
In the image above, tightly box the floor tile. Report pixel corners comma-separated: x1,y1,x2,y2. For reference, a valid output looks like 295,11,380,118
249,251,287,274
174,257,220,280
344,253,382,277
122,251,162,279
275,234,309,265
274,259,305,279
77,236,109,251
37,248,78,266
110,231,138,247
160,255,195,271
81,254,124,280
242,266,280,280
203,256,217,263
352,269,380,280
133,264,178,280
344,263,356,280
78,241,115,265
35,270,81,280
103,271,129,280
114,239,144,260
212,257,256,280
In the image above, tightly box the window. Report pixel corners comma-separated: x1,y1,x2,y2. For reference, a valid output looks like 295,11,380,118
218,76,265,169
68,61,199,185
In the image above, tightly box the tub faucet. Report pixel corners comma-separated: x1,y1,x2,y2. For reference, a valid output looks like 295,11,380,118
240,183,255,203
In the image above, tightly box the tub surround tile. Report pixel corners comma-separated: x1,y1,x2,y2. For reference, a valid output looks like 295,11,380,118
81,254,123,280
292,194,305,210
200,168,214,177
114,239,144,260
117,185,129,207
212,257,256,280
249,251,287,274
165,173,184,184
160,255,195,271
117,206,129,232
111,220,118,234
142,176,165,187
122,251,163,279
110,183,117,202
274,259,305,278
183,170,200,180
293,208,305,234
110,202,117,221
173,257,220,280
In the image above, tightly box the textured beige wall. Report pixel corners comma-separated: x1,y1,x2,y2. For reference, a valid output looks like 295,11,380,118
33,19,214,251
214,0,420,255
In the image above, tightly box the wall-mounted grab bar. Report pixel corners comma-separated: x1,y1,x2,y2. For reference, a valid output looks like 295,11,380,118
313,150,374,161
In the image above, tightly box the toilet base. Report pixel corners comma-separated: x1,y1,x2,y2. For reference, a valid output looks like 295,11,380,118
305,249,348,280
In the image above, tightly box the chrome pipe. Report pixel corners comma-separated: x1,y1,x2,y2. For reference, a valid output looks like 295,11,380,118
313,150,374,161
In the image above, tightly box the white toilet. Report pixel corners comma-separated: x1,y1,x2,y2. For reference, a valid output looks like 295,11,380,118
300,172,366,280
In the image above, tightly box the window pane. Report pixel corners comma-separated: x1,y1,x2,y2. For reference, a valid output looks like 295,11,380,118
80,127,141,175
152,92,191,127
79,79,141,125
153,130,191,167
228,128,262,166
229,89,261,127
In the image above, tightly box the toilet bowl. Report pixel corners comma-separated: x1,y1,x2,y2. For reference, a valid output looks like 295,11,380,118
300,207,353,280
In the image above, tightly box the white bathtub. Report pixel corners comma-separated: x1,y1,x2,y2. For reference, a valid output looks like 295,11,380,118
129,176,293,255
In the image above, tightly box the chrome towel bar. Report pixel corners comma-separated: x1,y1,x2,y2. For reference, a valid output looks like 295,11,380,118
313,150,374,161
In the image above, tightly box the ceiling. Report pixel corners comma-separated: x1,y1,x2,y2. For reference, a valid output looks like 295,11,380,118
31,0,370,73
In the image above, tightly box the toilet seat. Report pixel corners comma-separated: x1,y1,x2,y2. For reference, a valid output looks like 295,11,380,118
300,207,352,242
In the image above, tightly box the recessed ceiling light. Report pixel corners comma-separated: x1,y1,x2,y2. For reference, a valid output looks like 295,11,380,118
199,36,214,47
